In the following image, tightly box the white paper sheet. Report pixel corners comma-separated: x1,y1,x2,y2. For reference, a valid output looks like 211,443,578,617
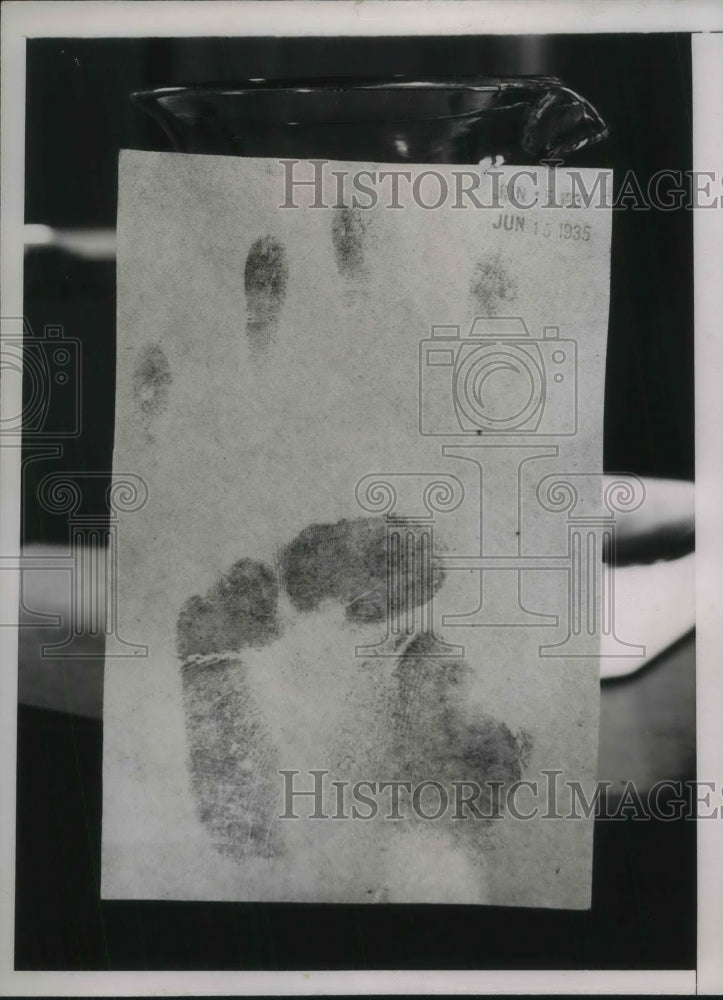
103,151,614,908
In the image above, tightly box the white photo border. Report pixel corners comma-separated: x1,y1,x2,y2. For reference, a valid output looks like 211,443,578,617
1,2,721,995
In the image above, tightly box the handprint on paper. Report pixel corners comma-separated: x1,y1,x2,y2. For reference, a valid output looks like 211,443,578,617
176,516,531,893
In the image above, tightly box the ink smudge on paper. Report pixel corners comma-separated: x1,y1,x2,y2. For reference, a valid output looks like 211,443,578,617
244,236,289,358
182,655,279,860
176,558,279,659
132,343,172,432
278,517,444,624
331,206,369,286
470,253,518,314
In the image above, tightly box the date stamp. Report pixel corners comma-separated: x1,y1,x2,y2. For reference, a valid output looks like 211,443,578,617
491,213,593,241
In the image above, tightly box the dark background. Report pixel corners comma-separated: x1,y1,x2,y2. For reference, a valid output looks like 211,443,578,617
18,34,694,970
23,33,694,545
